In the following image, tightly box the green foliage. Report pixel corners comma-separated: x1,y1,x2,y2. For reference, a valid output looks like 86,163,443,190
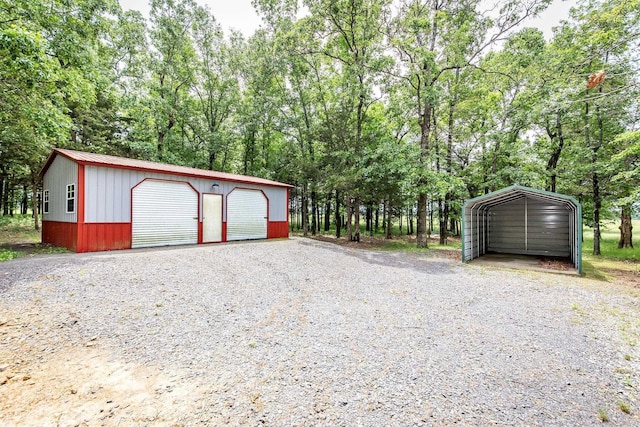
0,248,20,261
0,0,638,255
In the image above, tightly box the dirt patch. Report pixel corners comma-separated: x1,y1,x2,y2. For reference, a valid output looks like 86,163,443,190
0,242,67,257
538,257,576,271
603,267,640,288
306,233,461,252
0,311,199,426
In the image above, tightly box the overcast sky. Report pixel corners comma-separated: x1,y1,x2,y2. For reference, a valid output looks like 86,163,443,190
118,0,575,39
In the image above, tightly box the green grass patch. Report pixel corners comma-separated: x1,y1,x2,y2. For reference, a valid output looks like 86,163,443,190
0,213,68,261
583,220,640,261
0,214,41,244
0,248,22,261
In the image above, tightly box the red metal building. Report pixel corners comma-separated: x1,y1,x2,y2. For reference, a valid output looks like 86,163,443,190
40,149,291,253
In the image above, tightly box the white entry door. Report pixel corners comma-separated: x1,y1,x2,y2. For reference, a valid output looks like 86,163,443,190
132,180,198,248
227,189,268,241
202,193,222,243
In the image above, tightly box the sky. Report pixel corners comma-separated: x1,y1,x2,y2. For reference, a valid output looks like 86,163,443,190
119,0,263,37
118,0,576,39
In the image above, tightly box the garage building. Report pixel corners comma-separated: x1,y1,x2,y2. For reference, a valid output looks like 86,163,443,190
40,149,291,253
462,185,582,273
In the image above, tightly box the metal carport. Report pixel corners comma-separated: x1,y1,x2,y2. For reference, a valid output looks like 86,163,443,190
462,185,582,274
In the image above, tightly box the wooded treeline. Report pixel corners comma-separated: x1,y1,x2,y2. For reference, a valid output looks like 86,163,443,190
0,0,638,251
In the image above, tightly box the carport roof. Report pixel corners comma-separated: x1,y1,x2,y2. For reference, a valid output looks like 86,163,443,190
463,185,579,210
40,148,292,188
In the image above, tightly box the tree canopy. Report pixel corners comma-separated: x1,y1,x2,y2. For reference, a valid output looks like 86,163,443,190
1,0,638,250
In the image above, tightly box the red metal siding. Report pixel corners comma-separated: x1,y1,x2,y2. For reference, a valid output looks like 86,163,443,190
268,221,289,239
222,221,227,242
42,221,78,251
77,223,131,252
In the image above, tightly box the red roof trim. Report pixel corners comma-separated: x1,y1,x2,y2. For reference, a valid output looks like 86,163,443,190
40,148,292,188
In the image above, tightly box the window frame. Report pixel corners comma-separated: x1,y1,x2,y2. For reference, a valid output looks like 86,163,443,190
43,189,49,214
66,183,75,214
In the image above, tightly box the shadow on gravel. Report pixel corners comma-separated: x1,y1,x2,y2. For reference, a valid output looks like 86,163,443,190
297,238,456,274
0,253,88,292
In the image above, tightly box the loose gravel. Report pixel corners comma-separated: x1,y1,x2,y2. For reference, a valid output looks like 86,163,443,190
1,237,639,426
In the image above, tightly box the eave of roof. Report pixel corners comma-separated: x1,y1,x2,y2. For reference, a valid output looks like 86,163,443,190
463,185,580,210
40,148,292,188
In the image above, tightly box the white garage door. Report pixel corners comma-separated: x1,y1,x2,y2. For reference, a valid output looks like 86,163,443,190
132,180,198,248
227,189,267,241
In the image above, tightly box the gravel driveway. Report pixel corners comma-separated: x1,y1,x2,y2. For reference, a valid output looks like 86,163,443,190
1,237,639,426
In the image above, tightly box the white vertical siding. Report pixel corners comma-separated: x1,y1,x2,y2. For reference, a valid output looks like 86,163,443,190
84,165,288,224
42,156,78,223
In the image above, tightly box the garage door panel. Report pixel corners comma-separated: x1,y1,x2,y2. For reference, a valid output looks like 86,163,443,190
227,189,267,241
132,180,198,248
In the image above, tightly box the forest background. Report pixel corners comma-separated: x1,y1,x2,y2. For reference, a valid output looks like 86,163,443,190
0,0,638,253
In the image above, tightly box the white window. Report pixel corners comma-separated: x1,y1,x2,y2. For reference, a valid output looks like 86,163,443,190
43,190,49,214
66,184,75,213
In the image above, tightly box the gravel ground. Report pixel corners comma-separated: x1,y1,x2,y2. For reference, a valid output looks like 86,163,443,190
1,237,639,426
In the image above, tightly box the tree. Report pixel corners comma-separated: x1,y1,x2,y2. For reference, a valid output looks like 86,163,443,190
189,8,240,171
389,0,551,248
148,0,198,161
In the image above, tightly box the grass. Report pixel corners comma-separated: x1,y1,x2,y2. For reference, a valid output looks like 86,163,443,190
291,222,462,252
0,248,20,261
581,220,640,284
583,220,640,262
0,213,68,261
598,408,610,422
617,401,631,414
0,214,42,243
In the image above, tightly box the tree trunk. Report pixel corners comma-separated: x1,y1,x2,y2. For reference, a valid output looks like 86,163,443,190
334,191,341,239
324,195,331,232
382,200,386,232
21,185,28,214
0,175,4,216
375,205,379,234
439,198,446,245
158,131,165,161
9,186,15,216
545,110,565,193
417,193,429,247
594,85,605,256
311,189,317,236
618,205,633,249
385,199,392,239
315,198,320,235
428,200,433,238
3,177,9,216
290,194,294,232
409,206,414,235
442,67,459,245
352,197,360,242
302,185,309,237
31,176,39,231
345,195,352,240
